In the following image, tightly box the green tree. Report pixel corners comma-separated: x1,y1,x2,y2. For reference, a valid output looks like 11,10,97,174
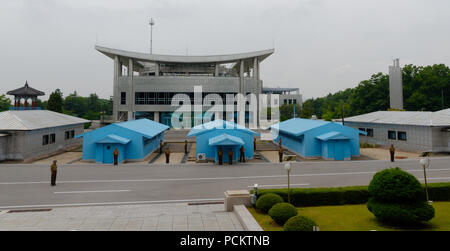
47,89,63,113
279,104,301,121
0,94,11,111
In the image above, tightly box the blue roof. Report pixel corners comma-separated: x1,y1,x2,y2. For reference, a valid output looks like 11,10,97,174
271,118,331,137
187,119,259,137
316,131,350,141
96,134,131,144
209,133,245,146
114,119,169,138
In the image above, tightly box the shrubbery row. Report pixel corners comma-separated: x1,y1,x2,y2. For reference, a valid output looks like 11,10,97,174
253,182,450,207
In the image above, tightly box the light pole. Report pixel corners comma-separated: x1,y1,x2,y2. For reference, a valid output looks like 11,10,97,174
419,158,431,203
284,162,291,204
149,18,155,54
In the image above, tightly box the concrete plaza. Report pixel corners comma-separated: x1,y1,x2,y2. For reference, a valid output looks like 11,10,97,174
0,202,243,231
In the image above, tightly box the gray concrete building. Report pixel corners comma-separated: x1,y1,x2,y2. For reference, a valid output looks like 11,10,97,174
262,87,302,106
0,110,89,162
344,109,450,152
389,58,404,110
95,45,276,126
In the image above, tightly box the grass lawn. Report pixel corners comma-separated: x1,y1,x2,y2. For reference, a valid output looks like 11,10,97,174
248,202,450,231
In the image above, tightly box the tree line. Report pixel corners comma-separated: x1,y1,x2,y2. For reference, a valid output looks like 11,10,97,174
291,63,449,121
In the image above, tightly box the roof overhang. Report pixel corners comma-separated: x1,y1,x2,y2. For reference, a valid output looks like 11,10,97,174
95,45,274,64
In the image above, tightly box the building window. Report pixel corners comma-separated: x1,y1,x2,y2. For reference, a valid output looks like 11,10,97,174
50,133,56,144
366,128,374,137
388,130,396,140
293,99,297,104
43,135,49,145
284,99,287,105
398,131,407,141
121,92,126,105
65,130,75,140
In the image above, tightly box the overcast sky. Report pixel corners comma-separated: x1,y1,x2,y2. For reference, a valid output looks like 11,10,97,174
1,0,449,101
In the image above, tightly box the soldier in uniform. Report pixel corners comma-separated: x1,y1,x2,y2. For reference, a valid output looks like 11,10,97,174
278,146,284,163
113,148,119,165
253,138,256,151
218,147,223,165
389,144,395,162
165,147,171,164
160,140,163,154
228,149,233,165
239,146,245,163
184,140,188,154
50,160,57,186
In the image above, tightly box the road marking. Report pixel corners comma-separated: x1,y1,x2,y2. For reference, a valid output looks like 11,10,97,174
418,177,450,181
1,168,449,185
0,198,224,210
54,190,131,194
247,183,310,188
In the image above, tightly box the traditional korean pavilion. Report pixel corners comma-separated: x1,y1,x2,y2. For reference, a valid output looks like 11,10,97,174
7,81,45,110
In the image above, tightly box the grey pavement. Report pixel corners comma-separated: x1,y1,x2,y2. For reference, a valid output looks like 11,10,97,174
0,157,449,210
0,203,243,231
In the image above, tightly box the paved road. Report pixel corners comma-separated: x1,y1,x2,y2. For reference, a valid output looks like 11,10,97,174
0,158,449,210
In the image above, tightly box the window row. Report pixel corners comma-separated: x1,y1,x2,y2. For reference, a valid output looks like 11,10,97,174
388,130,407,141
42,134,56,145
359,128,374,137
283,99,297,105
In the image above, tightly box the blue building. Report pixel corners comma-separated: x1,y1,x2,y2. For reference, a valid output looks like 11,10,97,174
76,119,169,164
187,120,259,164
271,118,362,161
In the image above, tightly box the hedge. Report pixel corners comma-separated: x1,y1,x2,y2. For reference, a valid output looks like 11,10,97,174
252,182,450,207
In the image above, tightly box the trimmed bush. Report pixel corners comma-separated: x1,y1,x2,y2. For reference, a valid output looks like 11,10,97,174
268,203,298,226
368,167,424,203
256,193,284,213
367,168,435,226
367,198,435,225
284,215,317,231
251,182,450,207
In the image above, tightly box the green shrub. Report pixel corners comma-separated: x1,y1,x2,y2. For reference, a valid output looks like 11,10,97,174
284,215,317,231
367,168,435,226
251,183,450,207
367,198,435,225
368,167,425,203
256,193,284,213
268,203,298,226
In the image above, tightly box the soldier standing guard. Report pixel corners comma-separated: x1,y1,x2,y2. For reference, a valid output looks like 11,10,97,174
113,148,119,165
278,146,284,163
228,149,233,165
184,140,188,154
239,146,245,163
165,147,171,164
253,138,256,151
218,147,223,165
160,140,163,154
50,160,57,186
389,144,395,162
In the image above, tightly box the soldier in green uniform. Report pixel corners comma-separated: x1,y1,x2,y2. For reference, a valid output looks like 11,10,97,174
389,144,395,162
50,160,57,186
218,147,223,165
239,146,245,163
165,147,171,164
184,140,188,154
278,146,284,163
228,149,233,165
113,148,119,165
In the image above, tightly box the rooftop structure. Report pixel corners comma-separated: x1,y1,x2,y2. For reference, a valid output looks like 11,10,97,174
7,81,45,110
262,87,302,106
95,45,274,125
389,58,403,110
344,110,450,127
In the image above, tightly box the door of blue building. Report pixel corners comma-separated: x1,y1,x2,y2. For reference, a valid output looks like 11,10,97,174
103,144,115,164
333,141,345,161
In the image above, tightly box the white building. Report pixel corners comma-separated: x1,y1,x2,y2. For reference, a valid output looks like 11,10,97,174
344,109,450,152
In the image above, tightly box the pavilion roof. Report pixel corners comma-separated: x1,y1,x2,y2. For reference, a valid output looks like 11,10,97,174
7,82,45,97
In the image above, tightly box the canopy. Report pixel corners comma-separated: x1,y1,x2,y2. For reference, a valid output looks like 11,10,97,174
208,133,245,146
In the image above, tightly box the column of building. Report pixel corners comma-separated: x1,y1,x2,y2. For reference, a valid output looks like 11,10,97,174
127,58,134,121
